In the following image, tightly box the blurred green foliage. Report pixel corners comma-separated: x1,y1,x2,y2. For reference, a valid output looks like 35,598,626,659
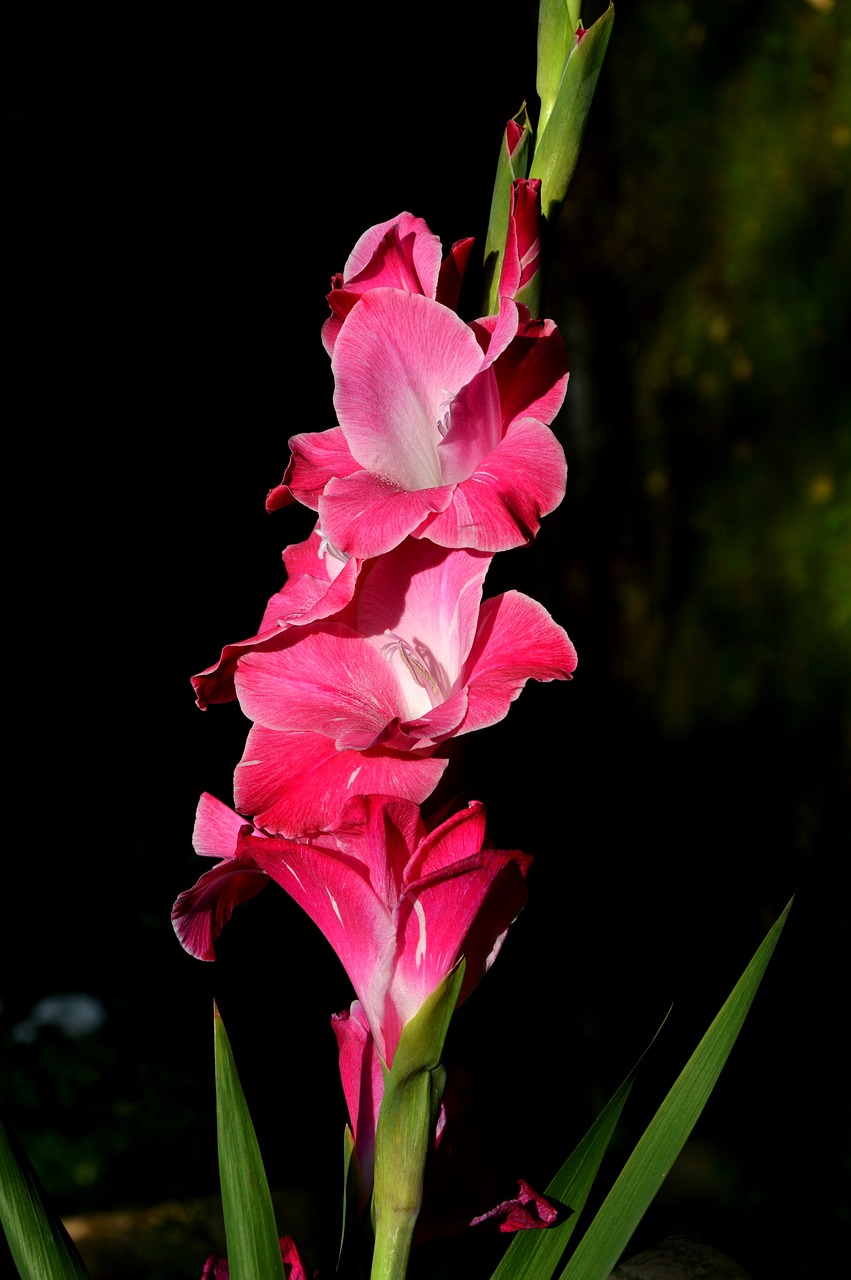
558,0,849,749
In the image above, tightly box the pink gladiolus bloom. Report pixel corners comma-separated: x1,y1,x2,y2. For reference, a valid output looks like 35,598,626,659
191,523,361,710
230,537,577,836
248,792,532,1067
171,793,271,961
174,792,531,1069
271,288,568,558
320,211,474,357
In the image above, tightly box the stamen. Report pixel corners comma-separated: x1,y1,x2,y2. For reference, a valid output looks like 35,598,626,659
382,630,442,702
316,528,349,563
436,388,455,437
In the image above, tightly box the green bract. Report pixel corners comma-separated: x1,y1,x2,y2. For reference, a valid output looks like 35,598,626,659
531,4,615,226
370,960,466,1280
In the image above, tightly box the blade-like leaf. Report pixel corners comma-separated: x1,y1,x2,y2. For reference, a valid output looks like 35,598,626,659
0,1107,91,1280
490,1011,670,1280
561,897,794,1280
214,1003,285,1280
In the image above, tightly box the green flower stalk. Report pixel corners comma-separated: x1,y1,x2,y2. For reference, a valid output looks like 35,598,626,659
483,1,614,316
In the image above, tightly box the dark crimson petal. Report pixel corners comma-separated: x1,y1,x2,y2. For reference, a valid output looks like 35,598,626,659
470,1179,560,1232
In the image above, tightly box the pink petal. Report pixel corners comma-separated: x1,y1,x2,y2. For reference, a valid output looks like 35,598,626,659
459,590,577,736
322,214,444,358
233,724,447,837
271,525,358,622
435,236,475,312
194,596,303,708
191,529,361,709
449,847,532,997
235,623,405,748
238,829,400,1053
172,857,269,961
486,315,569,428
201,1255,230,1280
435,365,503,485
393,688,470,748
416,416,565,550
192,791,251,859
394,814,527,1024
330,793,426,905
266,426,359,513
332,289,484,490
512,181,543,293
343,214,439,290
471,296,520,368
413,479,524,550
278,1237,315,1280
256,557,359,631
319,470,454,559
498,179,542,301
242,831,395,1005
332,999,384,1196
192,618,286,710
202,1237,315,1280
324,208,447,353
354,540,491,700
505,116,527,158
471,1179,559,1232
407,800,490,879
498,201,521,302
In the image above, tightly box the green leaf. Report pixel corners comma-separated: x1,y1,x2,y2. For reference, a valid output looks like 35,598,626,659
214,1003,285,1280
531,3,615,226
489,1011,670,1280
561,897,794,1280
0,1107,91,1280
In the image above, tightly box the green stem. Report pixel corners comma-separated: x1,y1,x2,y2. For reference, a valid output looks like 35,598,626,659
369,1209,418,1280
369,1069,435,1280
368,964,465,1279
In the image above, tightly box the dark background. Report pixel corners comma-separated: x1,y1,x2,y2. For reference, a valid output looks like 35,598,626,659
3,2,848,1277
